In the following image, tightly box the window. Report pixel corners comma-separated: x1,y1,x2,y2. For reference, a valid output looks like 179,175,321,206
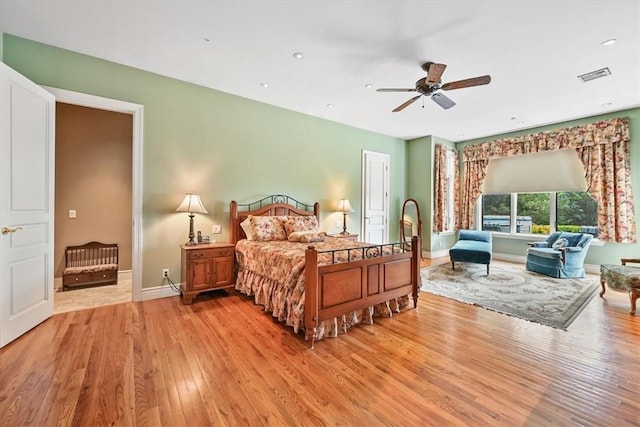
481,191,598,237
557,191,599,236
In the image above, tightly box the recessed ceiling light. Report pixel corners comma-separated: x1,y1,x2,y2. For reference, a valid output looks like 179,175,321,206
293,52,304,60
326,104,334,109
364,84,373,89
600,38,617,47
602,102,613,108
260,82,269,88
202,37,211,43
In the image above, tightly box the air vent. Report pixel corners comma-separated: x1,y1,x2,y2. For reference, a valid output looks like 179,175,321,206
577,67,611,82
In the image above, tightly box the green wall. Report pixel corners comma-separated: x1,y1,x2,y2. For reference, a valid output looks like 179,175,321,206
406,135,459,255
456,108,640,265
2,34,407,288
406,135,431,249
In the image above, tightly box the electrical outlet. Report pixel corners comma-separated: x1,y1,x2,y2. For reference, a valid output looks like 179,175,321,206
212,225,222,234
162,268,169,279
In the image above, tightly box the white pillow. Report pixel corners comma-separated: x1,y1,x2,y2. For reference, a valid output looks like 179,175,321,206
552,238,568,250
240,217,253,240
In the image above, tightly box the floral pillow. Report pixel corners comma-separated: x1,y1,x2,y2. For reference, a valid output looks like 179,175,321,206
249,215,288,241
283,215,320,237
300,232,326,243
288,231,326,243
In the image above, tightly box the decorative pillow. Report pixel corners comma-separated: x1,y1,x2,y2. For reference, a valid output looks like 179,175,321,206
300,232,326,243
240,217,254,240
283,215,320,237
552,238,569,250
288,230,326,243
559,232,581,247
249,215,288,241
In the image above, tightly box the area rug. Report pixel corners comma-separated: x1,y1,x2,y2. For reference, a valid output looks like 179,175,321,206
420,261,599,330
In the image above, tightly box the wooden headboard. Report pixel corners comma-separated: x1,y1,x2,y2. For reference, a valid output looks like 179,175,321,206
229,195,320,244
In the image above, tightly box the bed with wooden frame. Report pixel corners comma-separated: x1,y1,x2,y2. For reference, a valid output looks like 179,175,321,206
230,195,421,347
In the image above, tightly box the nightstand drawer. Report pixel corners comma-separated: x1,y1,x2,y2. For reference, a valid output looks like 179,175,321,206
188,248,233,260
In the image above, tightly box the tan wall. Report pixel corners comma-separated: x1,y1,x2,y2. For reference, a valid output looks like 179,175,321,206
54,103,132,277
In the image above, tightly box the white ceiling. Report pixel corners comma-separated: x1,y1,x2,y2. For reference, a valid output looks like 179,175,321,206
1,1,639,141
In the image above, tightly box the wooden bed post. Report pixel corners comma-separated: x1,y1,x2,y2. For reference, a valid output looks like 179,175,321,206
304,245,319,348
230,201,238,244
412,236,421,308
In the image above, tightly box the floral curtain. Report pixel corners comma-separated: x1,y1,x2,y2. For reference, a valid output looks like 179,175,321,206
459,117,635,242
433,144,459,232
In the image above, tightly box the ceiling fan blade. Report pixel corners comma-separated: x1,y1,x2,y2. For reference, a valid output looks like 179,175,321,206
431,92,456,110
426,63,447,84
392,95,422,112
441,75,491,91
377,88,417,92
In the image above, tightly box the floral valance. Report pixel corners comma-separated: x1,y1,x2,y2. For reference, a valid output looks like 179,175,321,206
457,116,635,242
463,117,630,162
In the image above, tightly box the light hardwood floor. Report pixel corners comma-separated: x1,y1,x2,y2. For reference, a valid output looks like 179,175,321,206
1,258,638,426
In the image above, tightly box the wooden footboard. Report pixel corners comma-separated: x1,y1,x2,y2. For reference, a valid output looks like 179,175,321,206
304,236,421,347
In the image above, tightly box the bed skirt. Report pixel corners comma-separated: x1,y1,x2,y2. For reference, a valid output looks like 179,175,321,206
235,267,413,341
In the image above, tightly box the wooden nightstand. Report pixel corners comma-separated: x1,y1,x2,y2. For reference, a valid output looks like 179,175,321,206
328,233,359,242
180,243,235,304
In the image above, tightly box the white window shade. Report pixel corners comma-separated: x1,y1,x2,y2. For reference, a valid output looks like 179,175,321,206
482,149,587,194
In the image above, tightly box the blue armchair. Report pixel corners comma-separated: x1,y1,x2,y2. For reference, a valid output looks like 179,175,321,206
526,232,593,278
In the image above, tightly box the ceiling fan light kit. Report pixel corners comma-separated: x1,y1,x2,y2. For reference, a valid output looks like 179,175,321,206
377,62,491,112
431,92,456,110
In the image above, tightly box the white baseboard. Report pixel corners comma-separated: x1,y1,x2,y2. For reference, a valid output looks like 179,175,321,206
492,253,525,264
141,283,181,301
424,249,449,259
118,270,132,281
426,251,600,275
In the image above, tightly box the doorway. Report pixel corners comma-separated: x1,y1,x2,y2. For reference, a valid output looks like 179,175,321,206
45,87,143,306
54,103,132,312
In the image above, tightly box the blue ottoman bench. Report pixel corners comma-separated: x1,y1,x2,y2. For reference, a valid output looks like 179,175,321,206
449,230,493,275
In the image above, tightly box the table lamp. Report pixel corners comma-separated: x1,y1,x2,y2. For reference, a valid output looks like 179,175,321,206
337,199,355,235
176,193,208,246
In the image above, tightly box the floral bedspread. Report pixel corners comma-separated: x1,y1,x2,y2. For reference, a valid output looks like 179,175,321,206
234,237,413,341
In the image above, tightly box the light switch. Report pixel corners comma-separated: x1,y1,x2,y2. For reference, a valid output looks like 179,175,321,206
69,209,77,219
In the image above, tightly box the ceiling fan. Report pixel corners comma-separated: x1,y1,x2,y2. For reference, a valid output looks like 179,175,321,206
377,62,491,112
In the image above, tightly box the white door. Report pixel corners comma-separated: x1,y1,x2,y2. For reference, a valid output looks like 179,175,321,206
362,150,389,244
0,63,55,348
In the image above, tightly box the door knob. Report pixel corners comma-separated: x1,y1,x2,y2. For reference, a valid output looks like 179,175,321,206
1,226,22,235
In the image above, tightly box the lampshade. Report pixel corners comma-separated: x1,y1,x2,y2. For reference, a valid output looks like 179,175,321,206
337,199,354,213
176,193,208,214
